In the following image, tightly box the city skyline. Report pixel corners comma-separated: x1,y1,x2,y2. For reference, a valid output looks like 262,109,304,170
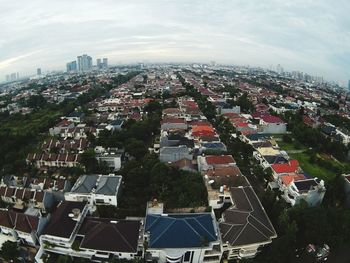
1,0,350,85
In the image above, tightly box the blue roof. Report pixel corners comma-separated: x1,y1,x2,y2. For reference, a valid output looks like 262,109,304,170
110,119,124,126
245,133,271,141
202,142,226,149
145,214,217,248
68,111,84,118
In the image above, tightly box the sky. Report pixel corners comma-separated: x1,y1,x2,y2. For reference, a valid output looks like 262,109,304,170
0,0,350,85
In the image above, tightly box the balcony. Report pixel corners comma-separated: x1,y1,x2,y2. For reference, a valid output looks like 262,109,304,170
205,245,221,256
203,255,220,262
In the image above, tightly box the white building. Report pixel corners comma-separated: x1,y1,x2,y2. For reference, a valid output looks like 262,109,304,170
0,209,47,246
37,201,143,262
279,177,326,206
64,174,122,206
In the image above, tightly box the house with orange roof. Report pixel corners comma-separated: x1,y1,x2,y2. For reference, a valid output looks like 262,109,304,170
279,176,326,206
271,160,300,179
197,155,236,172
192,125,216,137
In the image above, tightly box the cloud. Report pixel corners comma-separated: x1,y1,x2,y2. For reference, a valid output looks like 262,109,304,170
0,0,349,85
0,51,42,70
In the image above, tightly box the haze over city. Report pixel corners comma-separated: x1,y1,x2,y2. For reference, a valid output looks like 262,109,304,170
1,0,350,85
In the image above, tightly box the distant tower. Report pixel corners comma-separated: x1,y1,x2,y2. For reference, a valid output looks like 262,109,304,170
348,80,350,92
103,58,108,69
77,54,92,72
37,68,42,75
97,58,102,69
66,61,77,73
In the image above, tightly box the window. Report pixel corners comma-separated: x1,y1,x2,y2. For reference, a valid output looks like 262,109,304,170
184,251,193,262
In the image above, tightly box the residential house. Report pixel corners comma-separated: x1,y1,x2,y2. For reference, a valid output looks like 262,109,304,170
253,113,287,134
105,119,124,132
0,209,48,246
160,118,188,131
279,177,326,206
26,153,81,169
271,160,300,179
95,147,123,171
64,174,122,206
37,201,90,259
219,186,277,259
197,155,236,173
144,202,222,263
66,112,85,123
0,186,54,212
49,119,75,136
159,146,193,163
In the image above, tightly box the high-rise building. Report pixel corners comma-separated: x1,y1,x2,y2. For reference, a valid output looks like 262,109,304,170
102,58,108,68
37,68,42,75
66,61,77,73
5,73,19,82
97,58,108,70
97,58,102,69
348,80,350,91
77,54,93,72
11,73,17,81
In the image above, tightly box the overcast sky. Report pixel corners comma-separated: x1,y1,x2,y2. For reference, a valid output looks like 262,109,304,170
1,0,349,85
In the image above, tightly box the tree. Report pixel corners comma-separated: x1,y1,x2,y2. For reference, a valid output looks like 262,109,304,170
125,139,148,160
323,175,346,207
80,149,99,173
0,241,20,261
144,101,162,115
25,95,47,109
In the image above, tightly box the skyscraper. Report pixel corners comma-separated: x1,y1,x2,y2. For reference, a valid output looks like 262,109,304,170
348,80,350,91
97,58,108,70
37,68,42,75
97,58,102,69
11,73,18,81
102,58,108,68
66,61,77,73
77,54,93,72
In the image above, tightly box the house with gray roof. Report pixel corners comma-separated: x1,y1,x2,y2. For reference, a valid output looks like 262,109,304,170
159,145,193,163
64,174,122,206
219,186,277,259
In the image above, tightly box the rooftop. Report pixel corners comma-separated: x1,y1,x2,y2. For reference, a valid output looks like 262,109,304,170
145,213,217,248
205,155,235,165
220,186,276,247
43,201,86,238
0,209,39,234
271,160,299,174
78,217,141,253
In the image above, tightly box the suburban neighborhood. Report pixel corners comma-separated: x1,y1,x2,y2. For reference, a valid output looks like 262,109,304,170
0,63,350,263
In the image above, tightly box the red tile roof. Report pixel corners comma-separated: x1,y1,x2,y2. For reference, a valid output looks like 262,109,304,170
205,155,235,165
280,174,306,186
0,210,39,233
272,160,299,174
262,115,284,124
